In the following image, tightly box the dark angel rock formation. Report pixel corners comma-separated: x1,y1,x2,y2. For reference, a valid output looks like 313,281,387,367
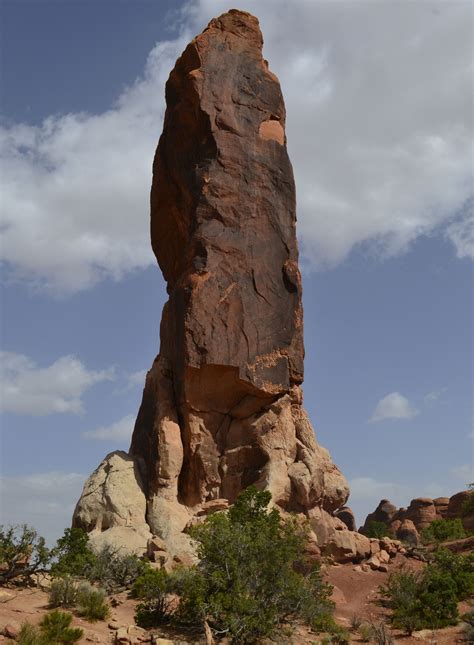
73,10,353,562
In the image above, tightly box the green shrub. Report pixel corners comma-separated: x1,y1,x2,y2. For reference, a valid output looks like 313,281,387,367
380,549,473,634
18,623,47,645
49,575,79,608
50,528,96,578
86,545,147,592
39,610,83,643
174,486,334,643
430,547,474,600
76,582,110,621
132,568,174,627
365,520,392,539
421,518,466,544
0,524,50,584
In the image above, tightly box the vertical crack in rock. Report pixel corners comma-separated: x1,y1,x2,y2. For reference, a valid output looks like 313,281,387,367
73,9,350,559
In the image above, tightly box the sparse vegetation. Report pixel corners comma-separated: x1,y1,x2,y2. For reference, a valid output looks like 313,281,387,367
85,544,147,592
0,524,51,584
421,518,466,544
18,611,83,644
49,575,79,608
75,581,110,621
369,621,395,645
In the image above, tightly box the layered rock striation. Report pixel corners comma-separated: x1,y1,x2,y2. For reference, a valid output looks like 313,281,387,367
73,10,349,559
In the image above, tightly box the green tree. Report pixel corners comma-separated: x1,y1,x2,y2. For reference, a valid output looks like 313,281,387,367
50,528,96,578
175,486,334,643
0,525,50,584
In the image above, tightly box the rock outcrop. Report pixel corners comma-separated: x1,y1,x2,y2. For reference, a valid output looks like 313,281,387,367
361,490,474,543
73,9,350,560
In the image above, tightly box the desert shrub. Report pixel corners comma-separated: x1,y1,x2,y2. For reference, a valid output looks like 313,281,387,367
380,549,473,634
357,622,373,642
39,610,83,643
86,544,147,592
320,623,351,643
174,486,334,643
365,520,392,539
369,622,395,645
132,568,175,627
76,582,110,621
421,518,466,544
50,528,96,578
18,623,46,645
0,524,51,584
49,575,79,608
430,547,474,599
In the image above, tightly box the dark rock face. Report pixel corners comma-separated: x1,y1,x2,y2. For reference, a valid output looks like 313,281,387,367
361,500,398,533
74,10,348,558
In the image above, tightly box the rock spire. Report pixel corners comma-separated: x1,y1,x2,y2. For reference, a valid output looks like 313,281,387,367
73,9,350,560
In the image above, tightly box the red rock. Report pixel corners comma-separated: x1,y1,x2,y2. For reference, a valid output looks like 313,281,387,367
447,490,471,518
4,623,20,639
361,499,397,533
396,519,420,545
74,9,349,560
433,496,449,519
335,506,356,531
403,497,436,530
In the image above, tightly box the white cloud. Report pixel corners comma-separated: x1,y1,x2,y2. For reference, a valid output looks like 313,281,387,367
0,471,86,545
83,413,135,441
424,387,447,404
369,391,418,422
0,351,114,415
349,476,410,502
1,1,472,293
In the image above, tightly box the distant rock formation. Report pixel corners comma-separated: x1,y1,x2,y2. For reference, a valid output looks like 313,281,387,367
361,490,473,544
73,9,353,561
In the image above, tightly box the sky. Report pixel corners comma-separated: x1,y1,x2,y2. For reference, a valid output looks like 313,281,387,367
1,0,473,544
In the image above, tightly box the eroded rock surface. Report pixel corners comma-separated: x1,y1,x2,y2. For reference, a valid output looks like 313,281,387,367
74,9,349,559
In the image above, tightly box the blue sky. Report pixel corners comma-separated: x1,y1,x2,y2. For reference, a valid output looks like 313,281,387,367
1,0,473,543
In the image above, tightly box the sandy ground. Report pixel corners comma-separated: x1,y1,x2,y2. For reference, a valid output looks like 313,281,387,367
0,558,471,644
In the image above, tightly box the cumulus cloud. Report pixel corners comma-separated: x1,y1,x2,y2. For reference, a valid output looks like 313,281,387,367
83,413,135,441
369,391,418,422
0,471,85,544
1,0,472,293
0,351,114,415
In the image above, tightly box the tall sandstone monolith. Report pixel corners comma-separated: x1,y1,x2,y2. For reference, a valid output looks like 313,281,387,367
73,10,351,560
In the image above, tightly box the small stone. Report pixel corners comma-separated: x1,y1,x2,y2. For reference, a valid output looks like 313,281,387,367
378,549,390,564
361,563,371,572
4,623,21,639
353,565,362,572
108,620,121,630
367,555,381,570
